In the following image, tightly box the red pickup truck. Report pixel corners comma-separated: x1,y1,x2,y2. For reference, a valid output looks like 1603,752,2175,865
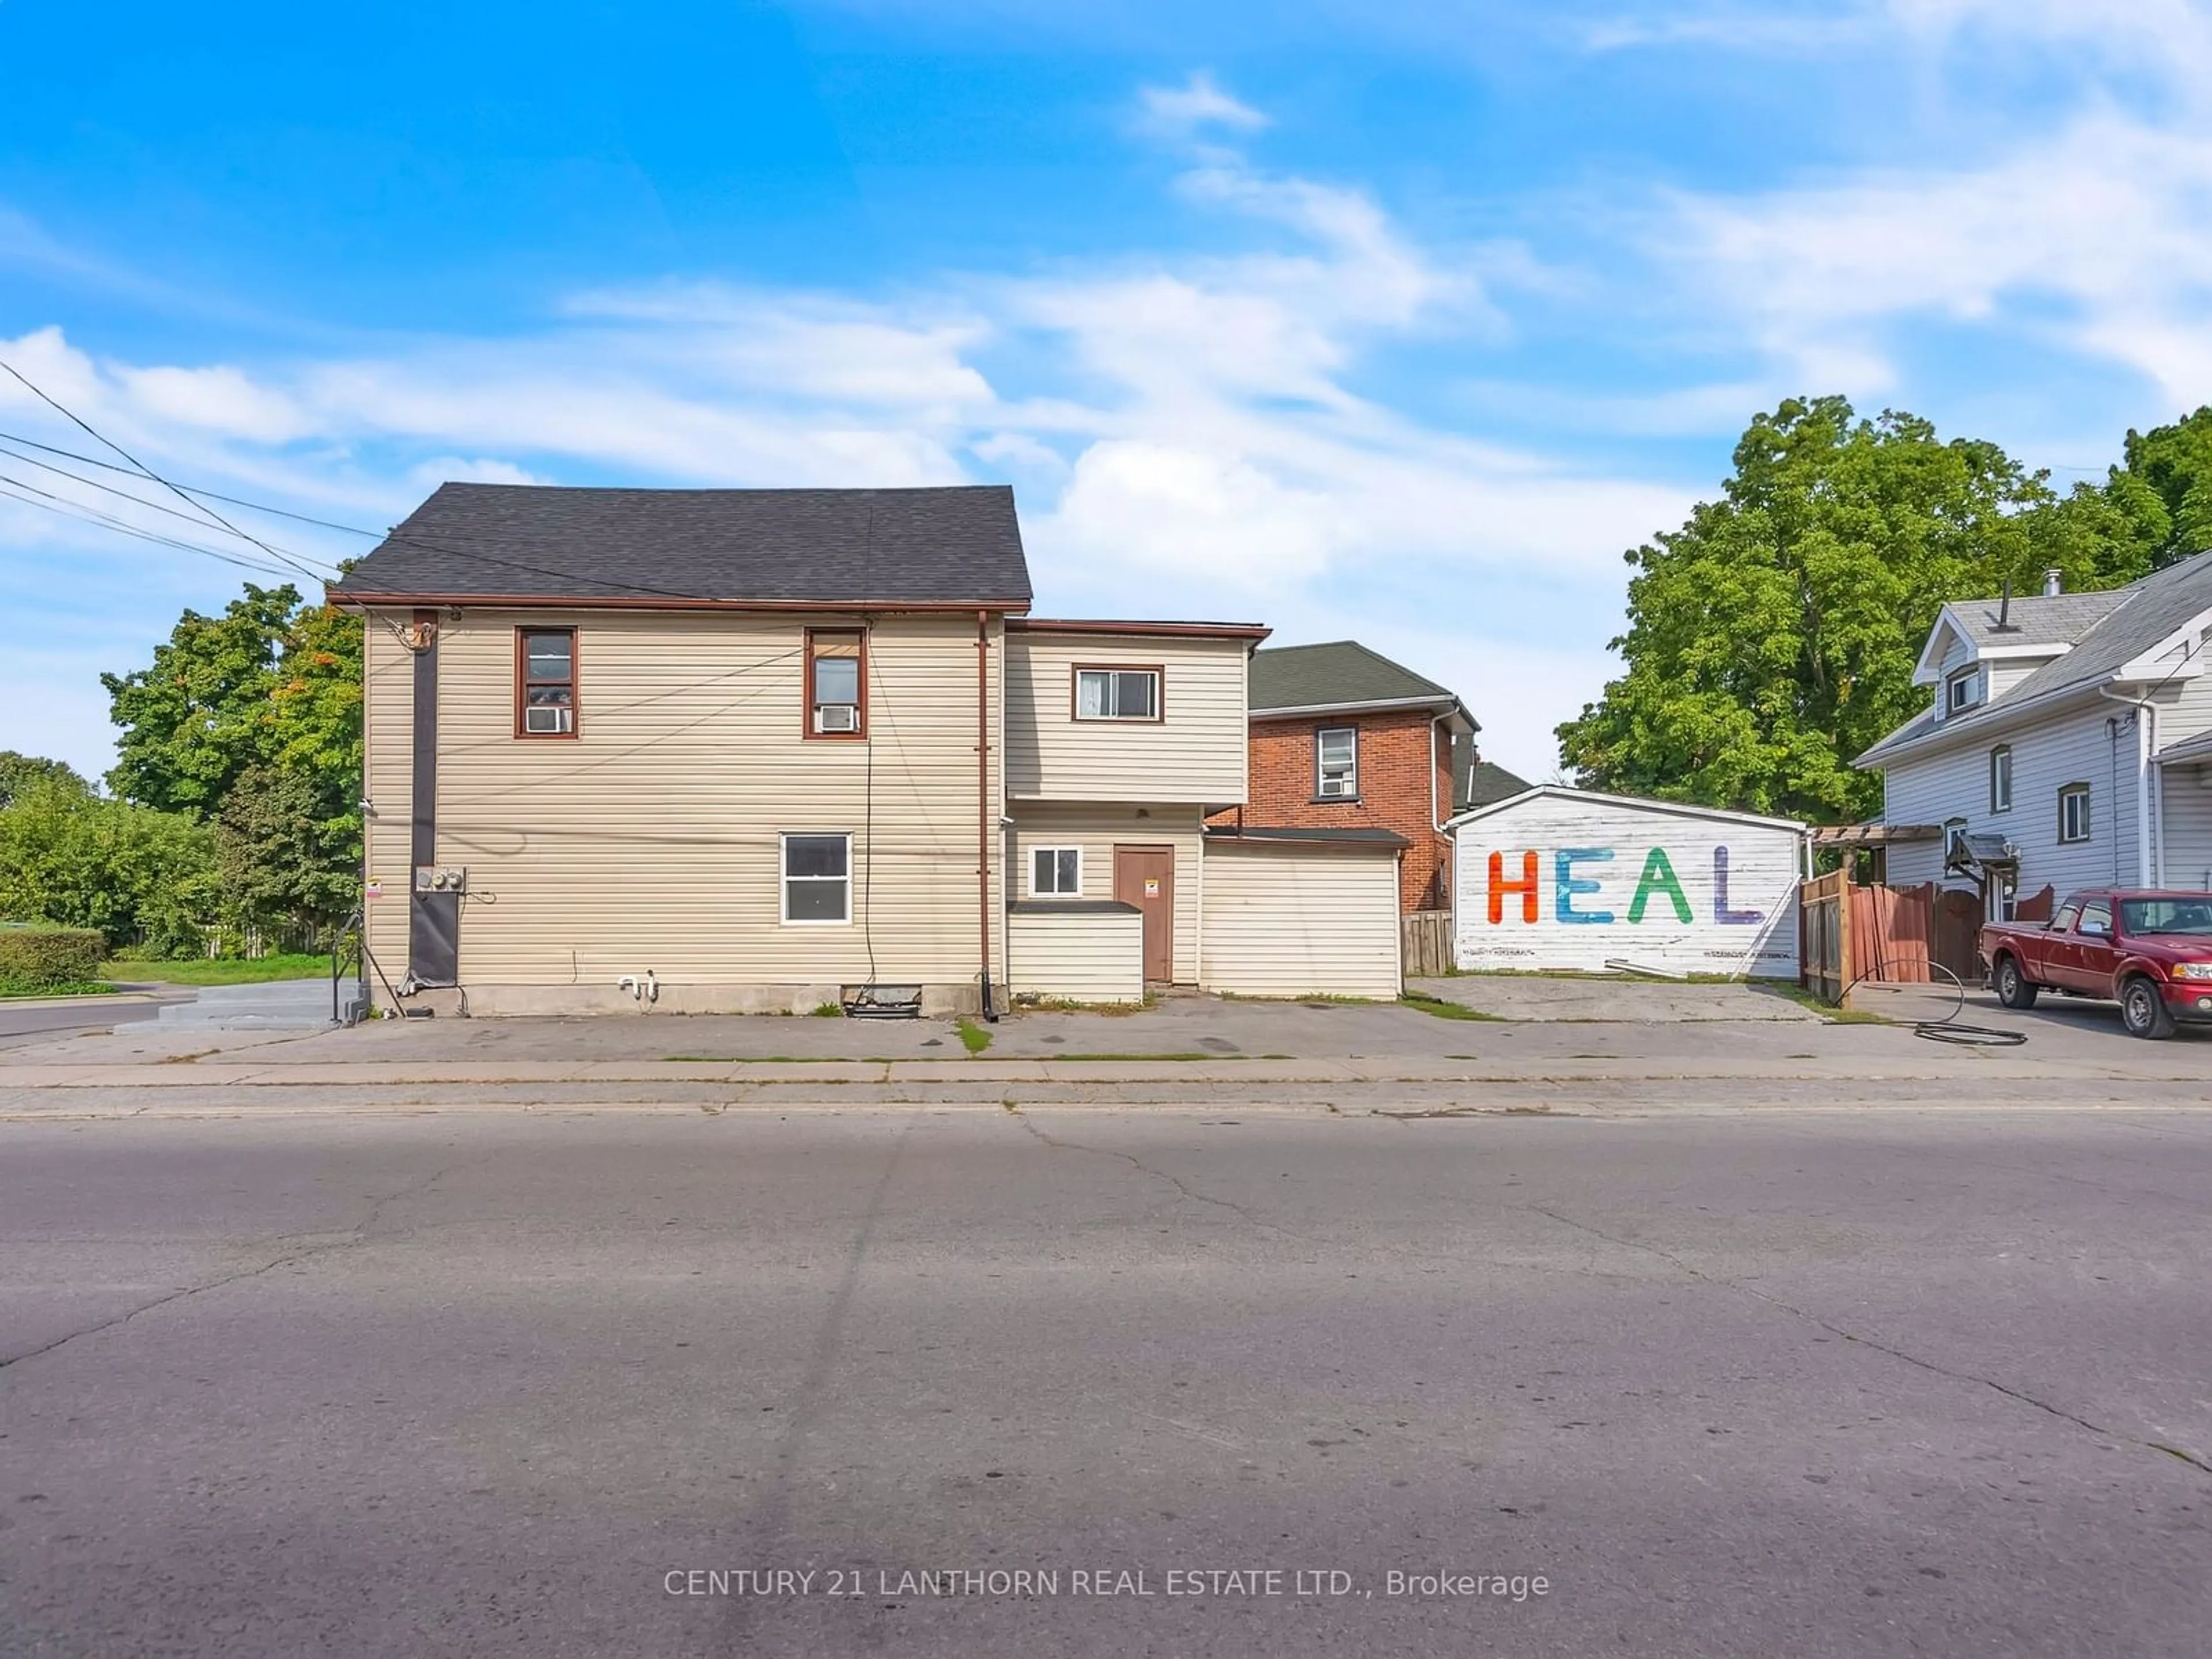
1982,890,2212,1039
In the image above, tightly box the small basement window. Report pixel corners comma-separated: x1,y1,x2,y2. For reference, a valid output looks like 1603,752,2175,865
2058,783,2092,844
806,630,866,738
1074,666,1161,721
782,833,851,923
517,628,577,737
1031,846,1082,896
1316,726,1358,799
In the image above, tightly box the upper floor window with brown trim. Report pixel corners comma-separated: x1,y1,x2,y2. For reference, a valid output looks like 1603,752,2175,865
806,629,866,738
517,628,576,737
1073,665,1161,721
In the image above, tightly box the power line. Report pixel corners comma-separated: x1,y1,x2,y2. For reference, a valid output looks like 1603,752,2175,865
0,357,338,589
0,473,302,579
0,439,345,570
0,419,813,605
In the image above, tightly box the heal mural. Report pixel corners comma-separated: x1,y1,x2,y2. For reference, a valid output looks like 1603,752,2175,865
1482,846,1768,926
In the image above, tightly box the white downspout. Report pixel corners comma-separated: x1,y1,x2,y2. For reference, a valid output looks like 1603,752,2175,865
2097,685,2158,886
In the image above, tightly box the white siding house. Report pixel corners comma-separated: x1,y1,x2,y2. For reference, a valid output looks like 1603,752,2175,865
1449,787,1805,978
1856,556,2212,907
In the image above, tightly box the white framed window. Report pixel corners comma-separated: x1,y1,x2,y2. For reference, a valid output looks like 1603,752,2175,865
1946,666,1982,714
1316,726,1358,798
1074,666,1161,721
1031,846,1082,896
781,832,851,923
1944,817,1969,862
1989,745,2012,813
2058,783,2092,844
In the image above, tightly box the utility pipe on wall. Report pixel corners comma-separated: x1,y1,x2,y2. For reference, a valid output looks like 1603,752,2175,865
2097,685,2161,887
976,609,998,1019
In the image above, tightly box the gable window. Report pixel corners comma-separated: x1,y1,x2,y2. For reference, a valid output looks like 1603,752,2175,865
1989,745,2013,813
1031,846,1082,896
516,628,577,737
782,833,851,923
1316,726,1358,799
1074,666,1161,721
2058,783,2092,844
1946,667,1982,714
806,629,866,738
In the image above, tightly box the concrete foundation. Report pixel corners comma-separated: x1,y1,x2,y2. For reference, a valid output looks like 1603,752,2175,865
373,980,987,1018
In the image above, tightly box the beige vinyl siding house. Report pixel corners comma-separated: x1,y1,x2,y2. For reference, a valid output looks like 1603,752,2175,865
361,607,1003,1013
339,480,1407,1016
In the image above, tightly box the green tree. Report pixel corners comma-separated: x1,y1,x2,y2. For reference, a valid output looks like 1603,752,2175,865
2105,406,2212,571
0,751,89,809
0,781,220,953
102,582,363,934
1556,396,2146,823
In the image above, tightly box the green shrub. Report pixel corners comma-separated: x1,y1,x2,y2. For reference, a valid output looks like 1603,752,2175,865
0,927,107,992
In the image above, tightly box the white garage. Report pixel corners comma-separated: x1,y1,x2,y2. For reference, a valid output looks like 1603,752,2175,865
1448,787,1805,978
1199,829,1405,999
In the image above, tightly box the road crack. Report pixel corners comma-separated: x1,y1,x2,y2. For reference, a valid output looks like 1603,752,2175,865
0,1156,466,1373
1525,1203,2210,1476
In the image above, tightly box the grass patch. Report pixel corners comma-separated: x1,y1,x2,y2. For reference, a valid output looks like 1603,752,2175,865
1017,996,1149,1014
956,1018,993,1055
0,980,120,999
807,1002,844,1017
111,952,330,986
1400,992,1503,1022
1761,982,1893,1024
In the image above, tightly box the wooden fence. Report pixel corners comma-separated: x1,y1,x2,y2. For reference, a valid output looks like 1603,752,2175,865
1800,878,1993,1004
1400,910,1452,979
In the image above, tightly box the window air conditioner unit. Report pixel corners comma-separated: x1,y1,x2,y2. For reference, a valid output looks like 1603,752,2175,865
816,704,859,733
1319,775,1354,798
524,706,572,734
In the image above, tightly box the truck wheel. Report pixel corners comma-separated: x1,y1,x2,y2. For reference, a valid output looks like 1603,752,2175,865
2120,978,2175,1040
1995,956,2038,1010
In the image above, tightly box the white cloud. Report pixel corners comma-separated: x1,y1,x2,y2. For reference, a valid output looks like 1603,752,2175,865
1136,71,1269,138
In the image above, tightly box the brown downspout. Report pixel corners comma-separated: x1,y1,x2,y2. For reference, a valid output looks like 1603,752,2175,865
976,608,997,1019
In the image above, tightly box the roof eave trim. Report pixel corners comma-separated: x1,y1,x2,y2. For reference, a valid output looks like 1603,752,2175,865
1853,677,2113,767
329,590,1035,614
1008,618,1272,639
1443,783,1807,834
1249,694,1459,720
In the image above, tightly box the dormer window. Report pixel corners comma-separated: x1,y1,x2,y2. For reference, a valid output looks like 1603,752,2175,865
1946,666,1982,714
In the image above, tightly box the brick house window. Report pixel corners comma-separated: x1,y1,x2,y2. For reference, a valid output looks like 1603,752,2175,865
1315,727,1357,798
516,628,577,737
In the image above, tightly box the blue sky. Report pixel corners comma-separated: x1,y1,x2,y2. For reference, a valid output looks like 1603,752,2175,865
5,0,2211,781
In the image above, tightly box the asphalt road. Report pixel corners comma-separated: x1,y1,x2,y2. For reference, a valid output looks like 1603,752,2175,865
4,1105,2207,1657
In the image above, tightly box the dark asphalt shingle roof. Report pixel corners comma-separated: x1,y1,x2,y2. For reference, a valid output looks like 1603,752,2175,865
331,483,1033,606
1945,589,2128,647
1204,825,1412,849
1456,755,1533,814
1248,641,1456,713
1861,551,2212,763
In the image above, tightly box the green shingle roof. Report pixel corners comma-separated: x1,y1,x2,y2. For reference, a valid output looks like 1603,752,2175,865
1248,641,1457,714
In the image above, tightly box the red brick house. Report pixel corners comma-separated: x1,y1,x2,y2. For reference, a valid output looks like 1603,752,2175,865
1211,641,1496,913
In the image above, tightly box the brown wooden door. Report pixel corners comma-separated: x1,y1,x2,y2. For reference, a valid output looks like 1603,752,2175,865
1113,845,1175,983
